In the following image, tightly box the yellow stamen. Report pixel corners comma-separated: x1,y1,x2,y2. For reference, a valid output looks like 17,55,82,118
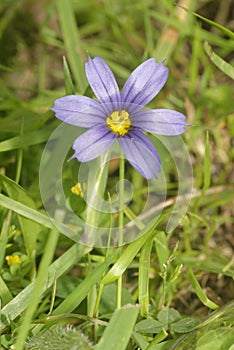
6,255,21,265
106,110,131,136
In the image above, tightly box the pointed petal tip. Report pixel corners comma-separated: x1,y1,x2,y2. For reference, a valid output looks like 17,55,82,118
68,153,76,162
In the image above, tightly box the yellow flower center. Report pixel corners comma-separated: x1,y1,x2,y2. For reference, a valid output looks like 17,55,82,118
106,110,131,136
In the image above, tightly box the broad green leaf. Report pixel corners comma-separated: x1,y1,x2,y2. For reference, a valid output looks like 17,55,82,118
170,317,200,333
135,319,164,334
94,304,139,350
158,308,181,328
171,302,234,349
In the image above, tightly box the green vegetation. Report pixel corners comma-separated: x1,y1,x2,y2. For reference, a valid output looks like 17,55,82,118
0,0,233,349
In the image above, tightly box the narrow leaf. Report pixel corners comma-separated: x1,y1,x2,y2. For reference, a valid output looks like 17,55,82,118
0,194,53,229
178,6,234,39
204,41,234,80
101,216,165,285
139,236,154,317
52,249,120,315
63,56,76,95
0,175,42,258
94,305,139,350
0,127,54,152
56,0,87,93
187,269,219,310
14,226,60,350
203,131,211,192
0,244,90,331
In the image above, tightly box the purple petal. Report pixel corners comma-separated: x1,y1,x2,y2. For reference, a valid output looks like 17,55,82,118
118,131,161,179
121,58,168,108
132,109,188,135
72,125,117,162
51,95,105,127
85,56,121,107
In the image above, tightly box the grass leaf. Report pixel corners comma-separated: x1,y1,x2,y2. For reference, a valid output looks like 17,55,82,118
0,244,90,331
204,41,234,80
187,269,219,310
0,175,42,259
56,0,87,93
94,304,140,350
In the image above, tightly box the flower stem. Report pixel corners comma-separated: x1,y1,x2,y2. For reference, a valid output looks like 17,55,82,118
117,150,125,308
118,150,125,246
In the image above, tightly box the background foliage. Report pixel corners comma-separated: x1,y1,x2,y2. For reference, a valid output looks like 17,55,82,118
0,0,233,349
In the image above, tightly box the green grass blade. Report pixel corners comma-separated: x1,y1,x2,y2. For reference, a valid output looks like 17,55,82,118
56,0,87,93
52,249,120,315
138,235,154,318
63,56,76,95
187,269,219,310
94,305,140,350
14,225,60,350
0,194,53,228
203,131,211,192
0,194,80,242
0,127,55,152
0,210,12,271
0,244,90,331
154,231,170,270
146,329,168,349
101,215,166,285
191,11,234,40
132,331,149,350
0,175,42,259
0,276,13,305
204,41,234,80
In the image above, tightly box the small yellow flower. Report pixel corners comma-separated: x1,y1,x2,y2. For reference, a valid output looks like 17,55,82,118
71,182,86,198
6,255,21,265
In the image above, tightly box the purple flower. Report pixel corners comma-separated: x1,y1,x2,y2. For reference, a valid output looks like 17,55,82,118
51,56,188,179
